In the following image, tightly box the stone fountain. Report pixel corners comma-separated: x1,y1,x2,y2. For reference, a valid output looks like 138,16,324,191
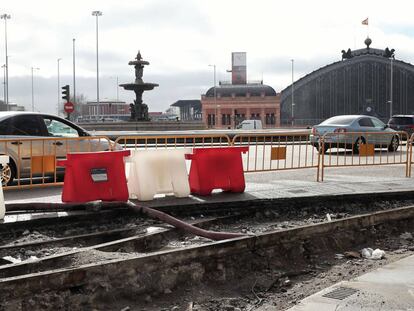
120,51,159,121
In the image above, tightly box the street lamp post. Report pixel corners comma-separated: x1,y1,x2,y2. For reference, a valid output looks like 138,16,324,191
92,11,102,119
291,59,295,127
110,76,119,102
216,104,221,128
208,64,217,127
390,57,393,118
1,14,11,110
1,64,5,105
72,38,76,104
57,58,62,115
31,67,40,112
116,76,119,102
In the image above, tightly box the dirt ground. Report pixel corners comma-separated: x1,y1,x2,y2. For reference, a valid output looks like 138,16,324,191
90,230,413,311
1,201,404,264
2,200,414,311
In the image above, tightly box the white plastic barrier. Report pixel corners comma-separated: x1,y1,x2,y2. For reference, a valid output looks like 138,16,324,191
0,155,9,220
126,149,191,201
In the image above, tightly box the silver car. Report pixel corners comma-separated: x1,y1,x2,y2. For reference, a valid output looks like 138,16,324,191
0,112,114,185
310,115,399,153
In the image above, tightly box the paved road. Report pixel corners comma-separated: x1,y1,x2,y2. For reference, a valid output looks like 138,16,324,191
93,128,310,140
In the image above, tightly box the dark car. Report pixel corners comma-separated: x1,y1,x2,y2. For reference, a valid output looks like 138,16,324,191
388,115,414,138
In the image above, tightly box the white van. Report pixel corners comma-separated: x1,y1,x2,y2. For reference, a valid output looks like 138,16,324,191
236,120,263,130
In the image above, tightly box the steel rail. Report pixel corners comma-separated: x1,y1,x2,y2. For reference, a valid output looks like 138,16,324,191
1,204,413,302
0,214,244,278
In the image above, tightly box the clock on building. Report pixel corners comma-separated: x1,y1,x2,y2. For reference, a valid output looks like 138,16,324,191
233,52,246,67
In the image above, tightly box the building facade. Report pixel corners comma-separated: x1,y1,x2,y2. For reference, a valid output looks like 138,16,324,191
201,82,280,129
79,101,130,121
0,101,25,111
281,39,414,126
171,100,202,121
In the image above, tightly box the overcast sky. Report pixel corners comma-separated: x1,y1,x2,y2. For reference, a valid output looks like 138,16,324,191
2,0,414,114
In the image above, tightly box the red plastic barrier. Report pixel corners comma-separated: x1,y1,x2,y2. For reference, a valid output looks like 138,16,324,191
185,147,248,196
57,150,130,203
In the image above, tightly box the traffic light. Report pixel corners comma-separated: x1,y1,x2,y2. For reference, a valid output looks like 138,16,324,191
62,85,70,102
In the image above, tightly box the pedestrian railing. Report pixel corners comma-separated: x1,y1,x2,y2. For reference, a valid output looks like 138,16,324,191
1,131,414,189
231,132,321,178
0,136,113,189
114,134,231,150
319,131,409,181
406,133,414,178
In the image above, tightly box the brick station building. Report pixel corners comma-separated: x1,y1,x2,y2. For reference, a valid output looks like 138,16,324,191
201,82,281,129
79,101,130,121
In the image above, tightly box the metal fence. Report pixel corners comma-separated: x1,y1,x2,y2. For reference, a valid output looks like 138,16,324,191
114,134,231,150
1,131,413,189
231,132,320,178
0,136,112,189
319,131,409,181
407,133,414,178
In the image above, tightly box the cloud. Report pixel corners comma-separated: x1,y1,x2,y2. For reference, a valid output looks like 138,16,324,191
2,0,414,114
105,0,212,34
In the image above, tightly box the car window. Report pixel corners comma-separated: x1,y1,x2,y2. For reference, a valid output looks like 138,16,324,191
358,118,374,127
0,119,9,135
9,115,44,136
320,116,356,125
43,117,79,138
371,118,385,128
389,117,413,125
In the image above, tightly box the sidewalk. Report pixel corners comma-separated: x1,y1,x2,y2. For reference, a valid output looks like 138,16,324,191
3,165,414,310
4,164,413,206
287,254,414,310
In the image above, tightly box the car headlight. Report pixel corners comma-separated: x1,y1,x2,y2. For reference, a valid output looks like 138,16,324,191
113,142,124,150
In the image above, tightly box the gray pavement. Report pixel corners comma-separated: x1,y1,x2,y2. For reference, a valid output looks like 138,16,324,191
287,254,414,310
3,164,414,309
4,164,413,206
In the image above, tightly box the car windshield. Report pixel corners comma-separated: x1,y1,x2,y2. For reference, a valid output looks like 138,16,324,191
44,118,79,138
371,118,385,128
389,117,413,125
320,116,356,125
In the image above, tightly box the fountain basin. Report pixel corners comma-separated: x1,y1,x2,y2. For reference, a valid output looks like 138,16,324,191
120,83,159,91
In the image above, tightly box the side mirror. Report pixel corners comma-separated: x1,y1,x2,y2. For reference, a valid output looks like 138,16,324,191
383,124,389,129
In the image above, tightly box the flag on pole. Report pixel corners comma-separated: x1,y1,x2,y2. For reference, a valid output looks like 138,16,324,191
362,18,368,25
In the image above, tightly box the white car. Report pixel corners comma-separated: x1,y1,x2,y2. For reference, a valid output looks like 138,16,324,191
236,120,263,130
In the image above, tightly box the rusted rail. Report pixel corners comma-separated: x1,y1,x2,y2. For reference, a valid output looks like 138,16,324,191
1,204,413,307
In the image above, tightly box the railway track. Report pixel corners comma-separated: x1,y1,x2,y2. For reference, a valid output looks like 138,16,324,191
1,192,412,264
0,194,414,310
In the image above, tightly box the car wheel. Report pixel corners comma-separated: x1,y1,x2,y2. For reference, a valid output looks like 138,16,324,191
314,143,328,154
1,160,16,186
353,137,365,154
388,136,399,152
